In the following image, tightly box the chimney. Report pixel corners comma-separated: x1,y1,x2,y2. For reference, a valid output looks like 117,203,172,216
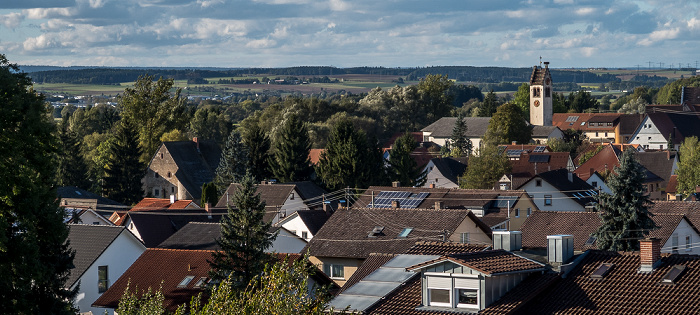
589,168,594,176
639,238,661,272
547,235,574,263
391,200,400,209
205,203,212,219
392,181,401,188
170,194,176,204
434,201,443,210
193,137,199,152
511,141,517,145
429,183,436,188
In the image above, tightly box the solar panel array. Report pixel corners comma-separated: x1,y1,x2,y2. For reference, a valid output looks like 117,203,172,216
528,154,551,163
493,196,518,208
507,149,525,157
370,191,429,209
328,254,441,312
534,146,547,153
566,116,579,122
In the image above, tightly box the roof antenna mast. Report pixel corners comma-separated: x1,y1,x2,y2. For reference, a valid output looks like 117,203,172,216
539,56,542,67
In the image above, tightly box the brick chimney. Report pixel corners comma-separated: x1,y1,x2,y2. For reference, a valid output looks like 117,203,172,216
392,181,401,188
205,203,212,219
391,200,400,209
429,183,436,188
639,238,661,272
434,201,443,210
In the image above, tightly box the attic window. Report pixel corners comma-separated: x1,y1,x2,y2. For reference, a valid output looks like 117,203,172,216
368,226,385,238
194,277,208,289
581,122,586,126
585,236,597,246
661,265,686,284
398,227,413,238
590,263,613,279
178,275,195,288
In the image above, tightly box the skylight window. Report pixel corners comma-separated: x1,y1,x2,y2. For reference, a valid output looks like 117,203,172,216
590,263,613,279
661,265,686,284
585,236,597,246
368,226,385,238
398,227,413,238
178,275,195,288
194,277,208,288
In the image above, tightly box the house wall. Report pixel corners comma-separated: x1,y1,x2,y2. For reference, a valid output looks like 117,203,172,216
586,174,612,194
276,188,310,224
506,197,539,231
448,217,492,246
267,229,307,254
72,231,146,315
629,117,673,150
142,145,183,200
663,219,700,255
279,215,314,241
483,273,528,307
309,256,363,288
520,180,587,212
76,210,113,225
423,161,460,189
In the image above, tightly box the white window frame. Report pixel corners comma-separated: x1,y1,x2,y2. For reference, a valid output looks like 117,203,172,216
460,232,470,244
427,288,452,307
527,208,532,217
324,263,345,280
514,208,520,218
455,288,479,308
544,195,552,206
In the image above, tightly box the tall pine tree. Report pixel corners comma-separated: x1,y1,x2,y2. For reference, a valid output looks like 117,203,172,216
210,172,276,290
56,112,90,189
103,119,145,206
388,133,426,187
316,119,373,190
0,54,77,314
271,114,313,182
478,90,499,117
242,124,272,181
448,112,472,157
593,148,656,251
214,129,249,194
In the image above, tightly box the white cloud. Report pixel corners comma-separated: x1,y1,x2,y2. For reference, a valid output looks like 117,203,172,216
23,34,60,50
0,12,23,29
24,7,73,19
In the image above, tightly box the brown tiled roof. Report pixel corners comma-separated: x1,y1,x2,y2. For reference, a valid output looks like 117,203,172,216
635,151,677,185
479,215,509,229
408,250,545,275
519,250,700,314
131,198,198,211
646,112,700,146
382,132,425,149
160,140,221,201
339,253,397,294
294,210,331,235
404,241,488,256
365,276,460,315
421,117,492,138
520,211,600,250
682,87,700,106
356,186,526,211
574,144,620,180
510,152,570,178
92,248,215,312
552,113,621,132
305,207,475,259
667,174,679,194
529,65,549,85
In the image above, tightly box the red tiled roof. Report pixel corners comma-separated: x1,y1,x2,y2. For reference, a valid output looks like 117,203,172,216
92,248,215,312
403,241,488,256
510,151,570,177
131,198,198,211
519,250,700,314
667,174,679,194
574,144,620,180
308,148,324,165
408,250,544,275
552,113,621,132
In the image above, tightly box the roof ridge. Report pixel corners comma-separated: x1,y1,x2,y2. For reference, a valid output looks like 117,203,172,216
68,223,124,228
149,248,217,253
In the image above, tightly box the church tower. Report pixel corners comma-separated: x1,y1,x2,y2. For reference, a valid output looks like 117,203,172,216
529,61,553,126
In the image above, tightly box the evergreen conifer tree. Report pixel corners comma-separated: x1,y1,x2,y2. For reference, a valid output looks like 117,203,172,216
214,129,249,194
271,114,313,182
388,133,426,187
478,90,499,117
103,119,145,206
593,148,656,251
0,54,77,314
316,119,373,190
56,112,90,189
200,182,219,206
209,172,276,290
243,124,272,181
448,112,472,157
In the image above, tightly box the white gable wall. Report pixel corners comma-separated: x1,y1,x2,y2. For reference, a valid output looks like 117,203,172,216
663,218,700,255
280,214,314,241
267,228,307,254
422,160,460,189
72,230,146,315
629,117,674,150
520,179,587,211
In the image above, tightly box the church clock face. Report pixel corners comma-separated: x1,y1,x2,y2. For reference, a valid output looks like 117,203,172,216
534,100,540,107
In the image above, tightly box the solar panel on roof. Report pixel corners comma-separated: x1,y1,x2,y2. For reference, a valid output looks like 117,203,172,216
566,116,579,122
528,154,550,163
534,146,546,153
494,196,518,208
507,149,524,157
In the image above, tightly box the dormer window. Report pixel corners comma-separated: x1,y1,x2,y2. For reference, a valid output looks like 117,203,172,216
457,289,478,307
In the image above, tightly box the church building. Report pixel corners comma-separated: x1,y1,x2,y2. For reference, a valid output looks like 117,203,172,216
529,61,553,126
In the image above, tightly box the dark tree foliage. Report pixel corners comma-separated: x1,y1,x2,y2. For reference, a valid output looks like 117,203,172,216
201,182,219,206
483,103,532,146
316,119,386,190
367,135,391,187
462,145,512,189
0,54,77,314
565,90,598,112
417,74,454,124
271,114,313,182
593,148,656,251
103,119,145,206
56,113,90,189
209,173,276,290
388,133,427,187
448,112,473,157
449,84,484,107
242,124,272,181
214,129,249,194
478,90,499,117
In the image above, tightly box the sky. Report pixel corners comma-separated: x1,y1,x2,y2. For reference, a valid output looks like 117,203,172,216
1,0,699,69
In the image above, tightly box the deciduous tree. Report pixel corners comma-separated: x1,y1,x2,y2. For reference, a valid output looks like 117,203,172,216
676,136,700,198
483,103,532,145
462,146,511,189
593,148,656,251
0,54,77,314
513,83,530,120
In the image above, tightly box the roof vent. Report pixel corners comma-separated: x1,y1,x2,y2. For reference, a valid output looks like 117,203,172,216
661,265,686,284
547,235,574,263
368,226,385,238
493,231,522,251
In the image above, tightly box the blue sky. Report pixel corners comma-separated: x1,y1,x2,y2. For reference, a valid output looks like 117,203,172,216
1,0,699,68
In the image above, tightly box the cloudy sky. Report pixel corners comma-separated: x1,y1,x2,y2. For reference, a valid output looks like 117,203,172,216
1,0,698,68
